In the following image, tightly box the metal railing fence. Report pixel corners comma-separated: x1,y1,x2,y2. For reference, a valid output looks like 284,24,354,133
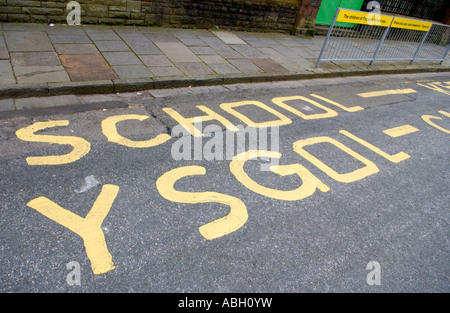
316,8,450,67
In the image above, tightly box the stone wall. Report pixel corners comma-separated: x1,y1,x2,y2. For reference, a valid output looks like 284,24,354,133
0,0,302,33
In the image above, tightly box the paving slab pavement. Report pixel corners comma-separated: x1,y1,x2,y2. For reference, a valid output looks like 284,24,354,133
0,22,449,108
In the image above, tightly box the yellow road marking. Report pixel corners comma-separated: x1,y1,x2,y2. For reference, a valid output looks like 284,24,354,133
340,130,410,163
101,114,171,148
438,110,450,117
230,150,329,201
309,94,364,112
357,88,416,98
27,184,119,275
15,120,91,166
156,165,248,240
422,111,450,134
417,82,450,96
163,106,238,137
271,96,338,120
293,136,380,183
220,100,292,128
382,124,419,138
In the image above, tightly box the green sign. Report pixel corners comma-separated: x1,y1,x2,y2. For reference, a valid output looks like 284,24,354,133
316,0,365,26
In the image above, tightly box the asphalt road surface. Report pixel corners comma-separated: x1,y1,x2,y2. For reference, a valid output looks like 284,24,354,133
0,72,449,294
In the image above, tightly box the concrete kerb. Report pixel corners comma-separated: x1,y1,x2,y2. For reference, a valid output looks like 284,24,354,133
0,84,49,99
48,80,115,96
1,66,449,105
113,78,155,93
0,100,129,120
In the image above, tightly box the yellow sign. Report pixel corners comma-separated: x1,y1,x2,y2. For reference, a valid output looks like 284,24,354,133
336,9,393,27
336,9,433,31
391,17,432,31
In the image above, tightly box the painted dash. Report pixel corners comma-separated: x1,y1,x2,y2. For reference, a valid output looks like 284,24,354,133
383,124,419,138
357,88,417,98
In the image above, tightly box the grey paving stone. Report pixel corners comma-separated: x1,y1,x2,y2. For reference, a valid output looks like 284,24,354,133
275,39,303,47
95,40,130,52
0,60,16,85
137,27,166,34
11,52,67,85
289,47,317,58
154,42,201,63
112,65,153,79
271,44,298,57
144,32,179,42
102,51,143,66
169,28,195,37
199,36,233,51
139,54,173,67
209,63,241,74
119,32,161,55
211,31,248,45
306,40,326,52
293,37,316,45
2,23,45,32
148,66,184,77
113,26,142,37
249,58,290,74
227,58,264,73
199,54,228,65
233,31,259,41
83,25,114,32
124,37,161,55
13,65,65,77
0,47,9,59
174,62,215,76
190,29,216,37
277,61,311,73
87,32,122,41
216,49,244,59
16,70,70,84
53,44,99,55
176,36,208,46
49,34,92,44
45,24,86,35
10,52,61,66
257,47,292,64
256,32,291,40
244,38,279,48
189,46,216,55
230,44,266,59
4,31,54,52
